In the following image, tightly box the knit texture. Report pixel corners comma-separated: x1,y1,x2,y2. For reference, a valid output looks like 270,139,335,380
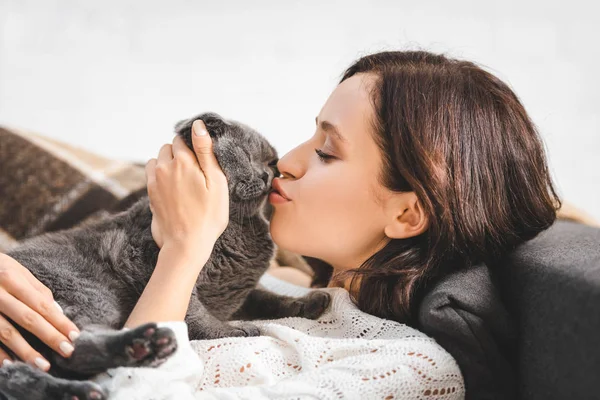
95,274,464,399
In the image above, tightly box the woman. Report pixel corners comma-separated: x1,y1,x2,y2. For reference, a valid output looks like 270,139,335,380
0,50,560,371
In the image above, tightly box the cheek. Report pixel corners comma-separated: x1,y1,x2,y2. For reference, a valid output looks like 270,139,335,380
322,184,382,251
269,170,382,258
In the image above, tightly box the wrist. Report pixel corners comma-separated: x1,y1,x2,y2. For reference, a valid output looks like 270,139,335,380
164,229,220,253
158,240,213,273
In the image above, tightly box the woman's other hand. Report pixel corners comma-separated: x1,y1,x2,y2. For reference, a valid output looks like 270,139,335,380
145,120,229,253
0,253,80,371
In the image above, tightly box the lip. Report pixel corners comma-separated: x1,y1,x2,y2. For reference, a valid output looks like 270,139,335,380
270,178,291,201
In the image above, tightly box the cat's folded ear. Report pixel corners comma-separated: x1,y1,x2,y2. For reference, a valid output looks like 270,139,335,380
174,112,230,139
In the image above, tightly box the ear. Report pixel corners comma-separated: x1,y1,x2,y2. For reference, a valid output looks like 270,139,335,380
383,192,429,240
174,112,230,146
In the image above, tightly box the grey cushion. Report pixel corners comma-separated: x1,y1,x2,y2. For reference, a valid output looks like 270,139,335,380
418,220,600,400
418,264,516,399
498,220,600,400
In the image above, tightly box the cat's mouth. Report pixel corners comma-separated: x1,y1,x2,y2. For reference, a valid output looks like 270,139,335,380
233,183,271,202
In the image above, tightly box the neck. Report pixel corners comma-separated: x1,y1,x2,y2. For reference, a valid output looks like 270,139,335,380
326,270,362,306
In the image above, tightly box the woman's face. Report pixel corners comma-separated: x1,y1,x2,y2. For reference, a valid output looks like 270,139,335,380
270,73,394,272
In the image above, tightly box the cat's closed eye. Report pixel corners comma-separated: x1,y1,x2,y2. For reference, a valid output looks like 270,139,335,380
268,159,280,177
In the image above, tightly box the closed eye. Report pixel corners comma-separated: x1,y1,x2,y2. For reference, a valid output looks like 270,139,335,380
315,148,335,162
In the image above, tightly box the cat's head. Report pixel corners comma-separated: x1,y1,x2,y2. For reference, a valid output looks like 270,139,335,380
174,112,279,219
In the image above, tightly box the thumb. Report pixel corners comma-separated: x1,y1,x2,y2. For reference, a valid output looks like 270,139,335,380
191,119,220,177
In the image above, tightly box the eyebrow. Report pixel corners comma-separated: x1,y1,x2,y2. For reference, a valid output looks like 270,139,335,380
315,117,348,144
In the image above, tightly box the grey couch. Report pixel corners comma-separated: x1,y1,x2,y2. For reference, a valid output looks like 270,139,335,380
499,220,600,399
418,220,600,400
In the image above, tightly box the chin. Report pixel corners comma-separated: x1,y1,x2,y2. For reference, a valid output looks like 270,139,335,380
269,217,286,247
269,216,301,254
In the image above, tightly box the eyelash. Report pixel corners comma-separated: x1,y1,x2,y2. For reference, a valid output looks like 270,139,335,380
314,148,334,162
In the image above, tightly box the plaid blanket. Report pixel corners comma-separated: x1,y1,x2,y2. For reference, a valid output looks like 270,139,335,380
0,126,147,252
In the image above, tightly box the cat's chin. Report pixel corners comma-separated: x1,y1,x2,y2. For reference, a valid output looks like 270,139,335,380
231,196,269,219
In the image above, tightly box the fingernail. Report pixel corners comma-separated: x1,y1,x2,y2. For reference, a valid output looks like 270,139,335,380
2,359,13,366
34,357,50,370
193,120,207,136
59,341,74,356
68,330,80,342
54,301,63,314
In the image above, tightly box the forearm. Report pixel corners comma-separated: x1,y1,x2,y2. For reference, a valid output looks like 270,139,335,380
124,242,212,328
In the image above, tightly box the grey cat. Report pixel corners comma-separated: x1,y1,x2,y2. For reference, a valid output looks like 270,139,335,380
0,112,330,400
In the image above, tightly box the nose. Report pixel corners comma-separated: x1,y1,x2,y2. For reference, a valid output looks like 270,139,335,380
277,143,308,180
261,171,270,185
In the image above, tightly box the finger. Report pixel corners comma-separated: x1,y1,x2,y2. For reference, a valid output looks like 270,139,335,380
0,314,51,371
0,290,75,359
24,276,53,300
0,254,53,301
157,143,173,165
0,259,80,340
20,271,65,317
3,280,80,347
172,135,196,164
21,268,54,301
145,158,157,185
0,346,12,367
191,120,222,183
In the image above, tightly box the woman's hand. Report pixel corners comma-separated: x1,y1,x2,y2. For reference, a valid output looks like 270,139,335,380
125,121,229,327
0,253,80,371
145,119,229,253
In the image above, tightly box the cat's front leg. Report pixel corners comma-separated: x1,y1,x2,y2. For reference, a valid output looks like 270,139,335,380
185,295,260,340
0,361,106,400
51,322,177,376
231,288,331,320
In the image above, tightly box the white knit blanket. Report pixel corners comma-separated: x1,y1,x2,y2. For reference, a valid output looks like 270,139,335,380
94,274,465,399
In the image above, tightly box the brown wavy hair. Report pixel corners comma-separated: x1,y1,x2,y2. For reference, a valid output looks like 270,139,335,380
330,50,561,324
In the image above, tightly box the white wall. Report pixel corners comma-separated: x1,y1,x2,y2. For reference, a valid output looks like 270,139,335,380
1,0,599,220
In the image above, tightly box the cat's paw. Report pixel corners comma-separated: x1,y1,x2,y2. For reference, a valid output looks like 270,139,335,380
64,380,107,400
124,322,178,367
223,321,261,338
297,291,331,319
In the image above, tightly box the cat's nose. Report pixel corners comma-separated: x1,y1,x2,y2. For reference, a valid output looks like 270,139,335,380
261,171,270,186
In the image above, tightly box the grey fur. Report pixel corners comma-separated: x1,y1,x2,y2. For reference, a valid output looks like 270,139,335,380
0,112,330,400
